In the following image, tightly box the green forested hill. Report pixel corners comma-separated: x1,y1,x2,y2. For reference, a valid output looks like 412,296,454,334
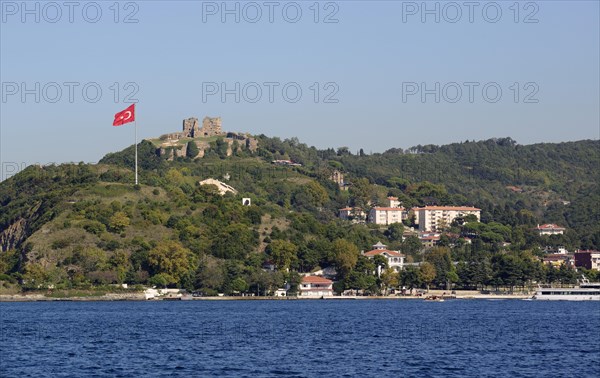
0,136,598,294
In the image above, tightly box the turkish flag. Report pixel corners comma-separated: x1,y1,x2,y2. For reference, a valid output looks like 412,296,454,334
113,104,135,126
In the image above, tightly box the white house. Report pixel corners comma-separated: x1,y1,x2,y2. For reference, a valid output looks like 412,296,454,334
414,206,481,231
363,241,405,273
535,224,566,236
299,276,334,297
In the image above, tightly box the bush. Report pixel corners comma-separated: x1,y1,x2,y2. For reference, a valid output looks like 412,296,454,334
83,220,106,235
186,142,200,159
0,273,16,283
200,288,219,296
51,238,71,250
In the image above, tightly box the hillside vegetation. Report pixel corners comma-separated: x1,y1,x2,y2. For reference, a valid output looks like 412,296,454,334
0,136,598,294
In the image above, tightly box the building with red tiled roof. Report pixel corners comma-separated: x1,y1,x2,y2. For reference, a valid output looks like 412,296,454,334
542,253,574,268
366,196,407,225
299,276,334,297
535,224,566,236
362,242,405,273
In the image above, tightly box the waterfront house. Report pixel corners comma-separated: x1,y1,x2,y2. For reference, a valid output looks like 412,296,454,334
299,276,334,297
363,241,405,273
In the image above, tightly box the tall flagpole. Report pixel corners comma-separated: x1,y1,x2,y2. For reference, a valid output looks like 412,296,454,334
134,108,138,185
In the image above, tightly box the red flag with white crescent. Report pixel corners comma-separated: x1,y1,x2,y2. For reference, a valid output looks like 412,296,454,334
113,104,135,126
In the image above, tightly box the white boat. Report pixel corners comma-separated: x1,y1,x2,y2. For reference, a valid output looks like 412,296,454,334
532,277,600,301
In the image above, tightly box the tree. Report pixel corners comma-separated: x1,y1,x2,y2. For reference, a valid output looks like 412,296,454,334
266,240,298,271
380,268,399,295
400,265,421,293
149,273,176,288
186,141,199,159
385,223,404,243
419,262,436,291
109,250,131,283
425,247,453,288
402,235,423,256
372,255,388,276
346,270,377,294
215,138,229,158
109,211,130,233
22,263,49,289
212,224,257,260
349,178,373,211
331,239,359,277
195,256,224,290
230,277,248,294
148,240,194,285
293,181,329,210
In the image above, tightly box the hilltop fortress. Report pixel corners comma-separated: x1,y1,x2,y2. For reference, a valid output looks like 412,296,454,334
155,116,258,160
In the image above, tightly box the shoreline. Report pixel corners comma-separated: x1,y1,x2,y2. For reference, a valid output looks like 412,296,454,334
0,293,532,302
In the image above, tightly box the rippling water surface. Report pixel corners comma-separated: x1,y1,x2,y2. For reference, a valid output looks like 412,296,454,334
1,300,598,377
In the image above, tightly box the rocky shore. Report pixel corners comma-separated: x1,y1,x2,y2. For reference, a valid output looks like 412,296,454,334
0,292,146,302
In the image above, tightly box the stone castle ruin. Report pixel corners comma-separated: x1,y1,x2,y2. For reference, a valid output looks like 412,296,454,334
157,116,257,160
183,117,223,138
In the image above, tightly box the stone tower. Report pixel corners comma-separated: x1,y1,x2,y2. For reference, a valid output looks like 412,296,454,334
199,117,223,137
182,117,200,138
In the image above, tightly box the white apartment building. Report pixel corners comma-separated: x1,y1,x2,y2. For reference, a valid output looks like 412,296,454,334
368,207,406,225
367,197,406,225
414,206,481,231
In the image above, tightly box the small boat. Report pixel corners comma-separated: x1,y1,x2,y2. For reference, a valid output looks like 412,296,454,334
424,295,445,302
162,293,182,301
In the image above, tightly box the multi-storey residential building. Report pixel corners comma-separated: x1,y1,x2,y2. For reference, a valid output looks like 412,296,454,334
368,207,406,225
574,250,600,271
414,206,481,231
367,196,406,225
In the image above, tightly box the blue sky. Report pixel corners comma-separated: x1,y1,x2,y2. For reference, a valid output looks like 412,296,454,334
1,1,598,174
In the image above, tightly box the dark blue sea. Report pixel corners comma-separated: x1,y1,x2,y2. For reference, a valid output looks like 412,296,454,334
1,300,599,377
